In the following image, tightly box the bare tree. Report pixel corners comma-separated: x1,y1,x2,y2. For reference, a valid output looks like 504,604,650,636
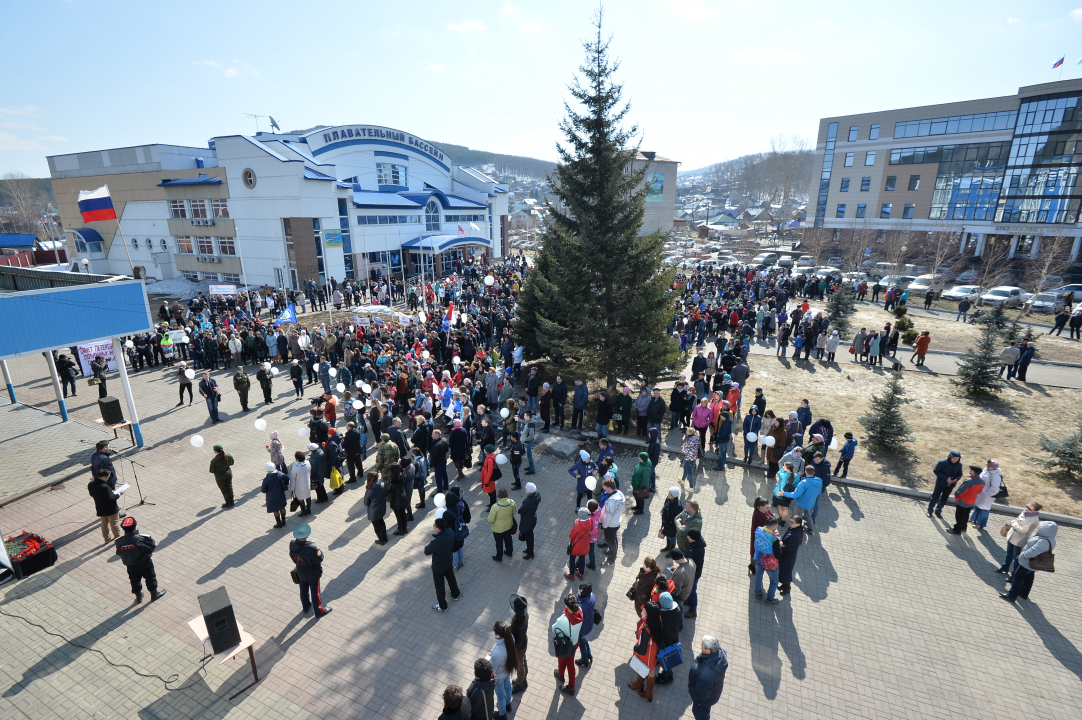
1024,230,1074,298
973,235,1013,297
919,223,962,282
0,172,48,234
768,135,813,206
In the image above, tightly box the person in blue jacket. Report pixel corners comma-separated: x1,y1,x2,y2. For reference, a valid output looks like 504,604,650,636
688,636,728,719
741,406,761,463
571,378,589,430
781,466,823,534
927,450,962,518
1014,341,1037,382
833,432,857,478
569,450,598,507
715,413,733,471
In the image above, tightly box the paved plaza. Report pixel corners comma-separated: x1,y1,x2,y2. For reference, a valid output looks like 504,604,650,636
1,353,1081,720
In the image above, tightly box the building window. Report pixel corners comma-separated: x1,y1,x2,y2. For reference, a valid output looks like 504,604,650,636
835,204,846,218
176,237,194,254
861,177,871,192
222,273,241,284
865,150,876,166
848,126,858,142
197,237,215,254
169,200,187,219
902,204,915,219
376,163,407,187
893,110,1018,139
182,271,200,282
212,199,229,218
840,177,850,192
880,203,892,219
190,200,208,219
202,272,219,282
844,152,854,167
856,204,867,218
242,168,257,189
131,238,139,249
869,124,880,140
218,238,236,255
160,239,167,251
908,175,921,191
885,176,897,191
425,200,441,231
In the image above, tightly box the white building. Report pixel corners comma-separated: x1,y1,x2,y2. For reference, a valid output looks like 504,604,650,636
48,125,510,289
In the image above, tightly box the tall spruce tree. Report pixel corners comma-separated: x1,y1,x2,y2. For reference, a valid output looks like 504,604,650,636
514,12,680,390
951,319,1006,397
858,372,914,451
826,285,856,336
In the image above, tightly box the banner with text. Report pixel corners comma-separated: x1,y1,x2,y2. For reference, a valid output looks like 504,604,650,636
76,341,118,378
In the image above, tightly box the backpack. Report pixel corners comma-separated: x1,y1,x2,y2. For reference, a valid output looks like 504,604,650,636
553,626,575,657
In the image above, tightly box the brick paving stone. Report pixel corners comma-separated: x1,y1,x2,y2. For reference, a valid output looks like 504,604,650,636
0,354,1080,718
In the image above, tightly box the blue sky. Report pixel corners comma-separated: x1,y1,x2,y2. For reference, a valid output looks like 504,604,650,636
4,1,1082,177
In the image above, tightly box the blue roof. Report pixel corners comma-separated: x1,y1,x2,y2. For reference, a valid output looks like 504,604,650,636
303,167,336,181
401,234,492,252
399,189,486,209
0,233,37,248
445,194,487,209
69,228,105,245
352,191,423,208
157,174,222,187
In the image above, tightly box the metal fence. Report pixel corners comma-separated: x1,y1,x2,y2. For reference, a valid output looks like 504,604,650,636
0,266,117,292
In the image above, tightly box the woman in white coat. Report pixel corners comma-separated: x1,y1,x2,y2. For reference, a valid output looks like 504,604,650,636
996,501,1041,574
971,459,1002,530
825,330,841,362
288,450,313,517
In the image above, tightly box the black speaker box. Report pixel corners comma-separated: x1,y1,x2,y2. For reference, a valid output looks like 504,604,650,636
97,396,124,425
198,586,240,653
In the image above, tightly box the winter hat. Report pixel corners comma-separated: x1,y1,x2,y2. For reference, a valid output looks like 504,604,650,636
639,451,649,461
212,444,224,452
579,449,590,461
948,450,961,459
669,487,681,497
670,548,685,560
525,482,537,493
453,419,462,428
270,430,279,440
510,594,528,617
121,516,137,531
812,433,824,442
484,444,496,454
293,523,311,539
731,381,739,389
659,592,675,610
987,459,1000,470
577,507,592,520
265,462,276,472
789,411,798,418
307,443,319,451
844,432,854,439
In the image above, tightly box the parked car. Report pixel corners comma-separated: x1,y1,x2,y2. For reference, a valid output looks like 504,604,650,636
941,285,981,302
907,274,947,298
842,271,873,283
813,266,842,278
1022,292,1067,314
1052,283,1082,302
880,275,917,290
954,269,979,284
796,255,815,267
776,255,794,268
751,252,778,265
979,286,1025,307
826,256,844,267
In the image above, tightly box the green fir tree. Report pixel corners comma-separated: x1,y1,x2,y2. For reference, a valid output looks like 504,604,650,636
951,319,1006,398
976,301,1008,334
514,12,680,390
1028,424,1082,476
858,372,914,452
826,285,856,336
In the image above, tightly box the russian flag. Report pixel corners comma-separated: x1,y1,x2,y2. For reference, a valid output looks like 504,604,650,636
1053,56,1065,69
78,185,117,222
442,302,454,332
458,225,465,236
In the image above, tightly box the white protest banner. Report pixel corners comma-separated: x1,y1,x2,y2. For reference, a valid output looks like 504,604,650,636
209,284,236,296
167,329,189,345
77,341,118,378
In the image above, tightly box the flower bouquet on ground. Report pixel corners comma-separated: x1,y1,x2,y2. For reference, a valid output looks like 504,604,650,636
4,532,57,578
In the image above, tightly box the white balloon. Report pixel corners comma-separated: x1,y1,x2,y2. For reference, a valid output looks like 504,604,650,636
434,507,446,520
297,426,309,438
328,368,337,377
434,493,447,508
496,453,509,465
452,355,461,365
500,408,510,419
264,362,271,371
829,438,839,450
484,275,495,286
352,400,363,410
763,436,776,447
190,435,204,448
184,369,196,380
336,383,345,393
746,432,758,443
585,477,597,491
361,383,372,394
254,418,267,431
419,311,427,323
271,367,279,375
422,350,430,359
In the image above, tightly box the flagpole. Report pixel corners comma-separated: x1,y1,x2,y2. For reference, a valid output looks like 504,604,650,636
114,222,136,276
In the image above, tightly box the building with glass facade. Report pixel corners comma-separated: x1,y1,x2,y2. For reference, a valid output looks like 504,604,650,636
806,79,1082,264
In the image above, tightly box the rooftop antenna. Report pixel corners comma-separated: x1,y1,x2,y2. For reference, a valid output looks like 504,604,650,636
269,116,281,132
243,113,267,133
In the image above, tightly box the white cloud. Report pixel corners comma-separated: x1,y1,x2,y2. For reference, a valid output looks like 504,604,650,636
448,20,487,33
1007,17,1019,23
36,135,66,142
0,105,40,117
1072,8,1082,20
519,20,542,34
0,131,48,152
193,60,219,67
665,0,719,21
427,63,447,72
501,4,521,16
224,68,240,78
0,121,45,132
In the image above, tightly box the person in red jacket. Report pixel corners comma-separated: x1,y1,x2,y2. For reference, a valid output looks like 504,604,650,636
480,444,498,508
566,508,593,580
946,466,984,535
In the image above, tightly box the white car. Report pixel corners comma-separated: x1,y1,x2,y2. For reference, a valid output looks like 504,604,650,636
941,285,980,302
880,275,917,290
1052,283,1082,302
907,274,947,298
1022,292,1066,314
979,286,1025,307
796,255,815,267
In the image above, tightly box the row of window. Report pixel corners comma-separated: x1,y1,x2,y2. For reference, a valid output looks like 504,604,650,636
843,151,876,167
445,214,484,223
813,123,839,226
835,203,915,220
182,272,241,283
175,236,237,255
357,215,422,225
377,163,407,187
847,124,881,142
889,141,1013,167
1016,92,1082,136
839,175,921,193
169,199,229,220
893,111,1017,139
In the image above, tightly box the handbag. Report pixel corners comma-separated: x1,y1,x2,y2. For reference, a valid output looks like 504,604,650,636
510,516,518,535
629,654,650,678
633,489,650,499
567,541,574,555
993,481,1009,499
657,642,684,672
88,377,100,386
612,412,623,421
657,528,666,540
553,627,575,657
290,569,300,584
625,585,637,601
593,609,603,624
290,493,300,512
1031,550,1056,572
329,467,343,490
1000,524,1010,537
848,345,856,354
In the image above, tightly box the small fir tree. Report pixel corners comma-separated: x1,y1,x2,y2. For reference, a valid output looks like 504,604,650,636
826,285,856,336
976,301,1008,334
1002,315,1024,343
1023,324,1037,343
1028,424,1082,476
951,320,1006,398
858,372,914,452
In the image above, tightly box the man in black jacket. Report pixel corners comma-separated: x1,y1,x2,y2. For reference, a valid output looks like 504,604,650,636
551,376,569,430
388,417,410,458
517,483,540,559
525,366,541,414
91,441,117,489
115,516,165,603
646,388,667,436
89,470,122,543
342,421,363,483
647,427,662,492
684,529,706,617
430,429,450,494
424,516,460,611
289,523,330,617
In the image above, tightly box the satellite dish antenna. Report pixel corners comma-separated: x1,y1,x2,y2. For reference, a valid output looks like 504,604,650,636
269,116,281,132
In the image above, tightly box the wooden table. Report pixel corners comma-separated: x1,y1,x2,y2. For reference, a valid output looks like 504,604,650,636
107,421,135,445
187,615,259,699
